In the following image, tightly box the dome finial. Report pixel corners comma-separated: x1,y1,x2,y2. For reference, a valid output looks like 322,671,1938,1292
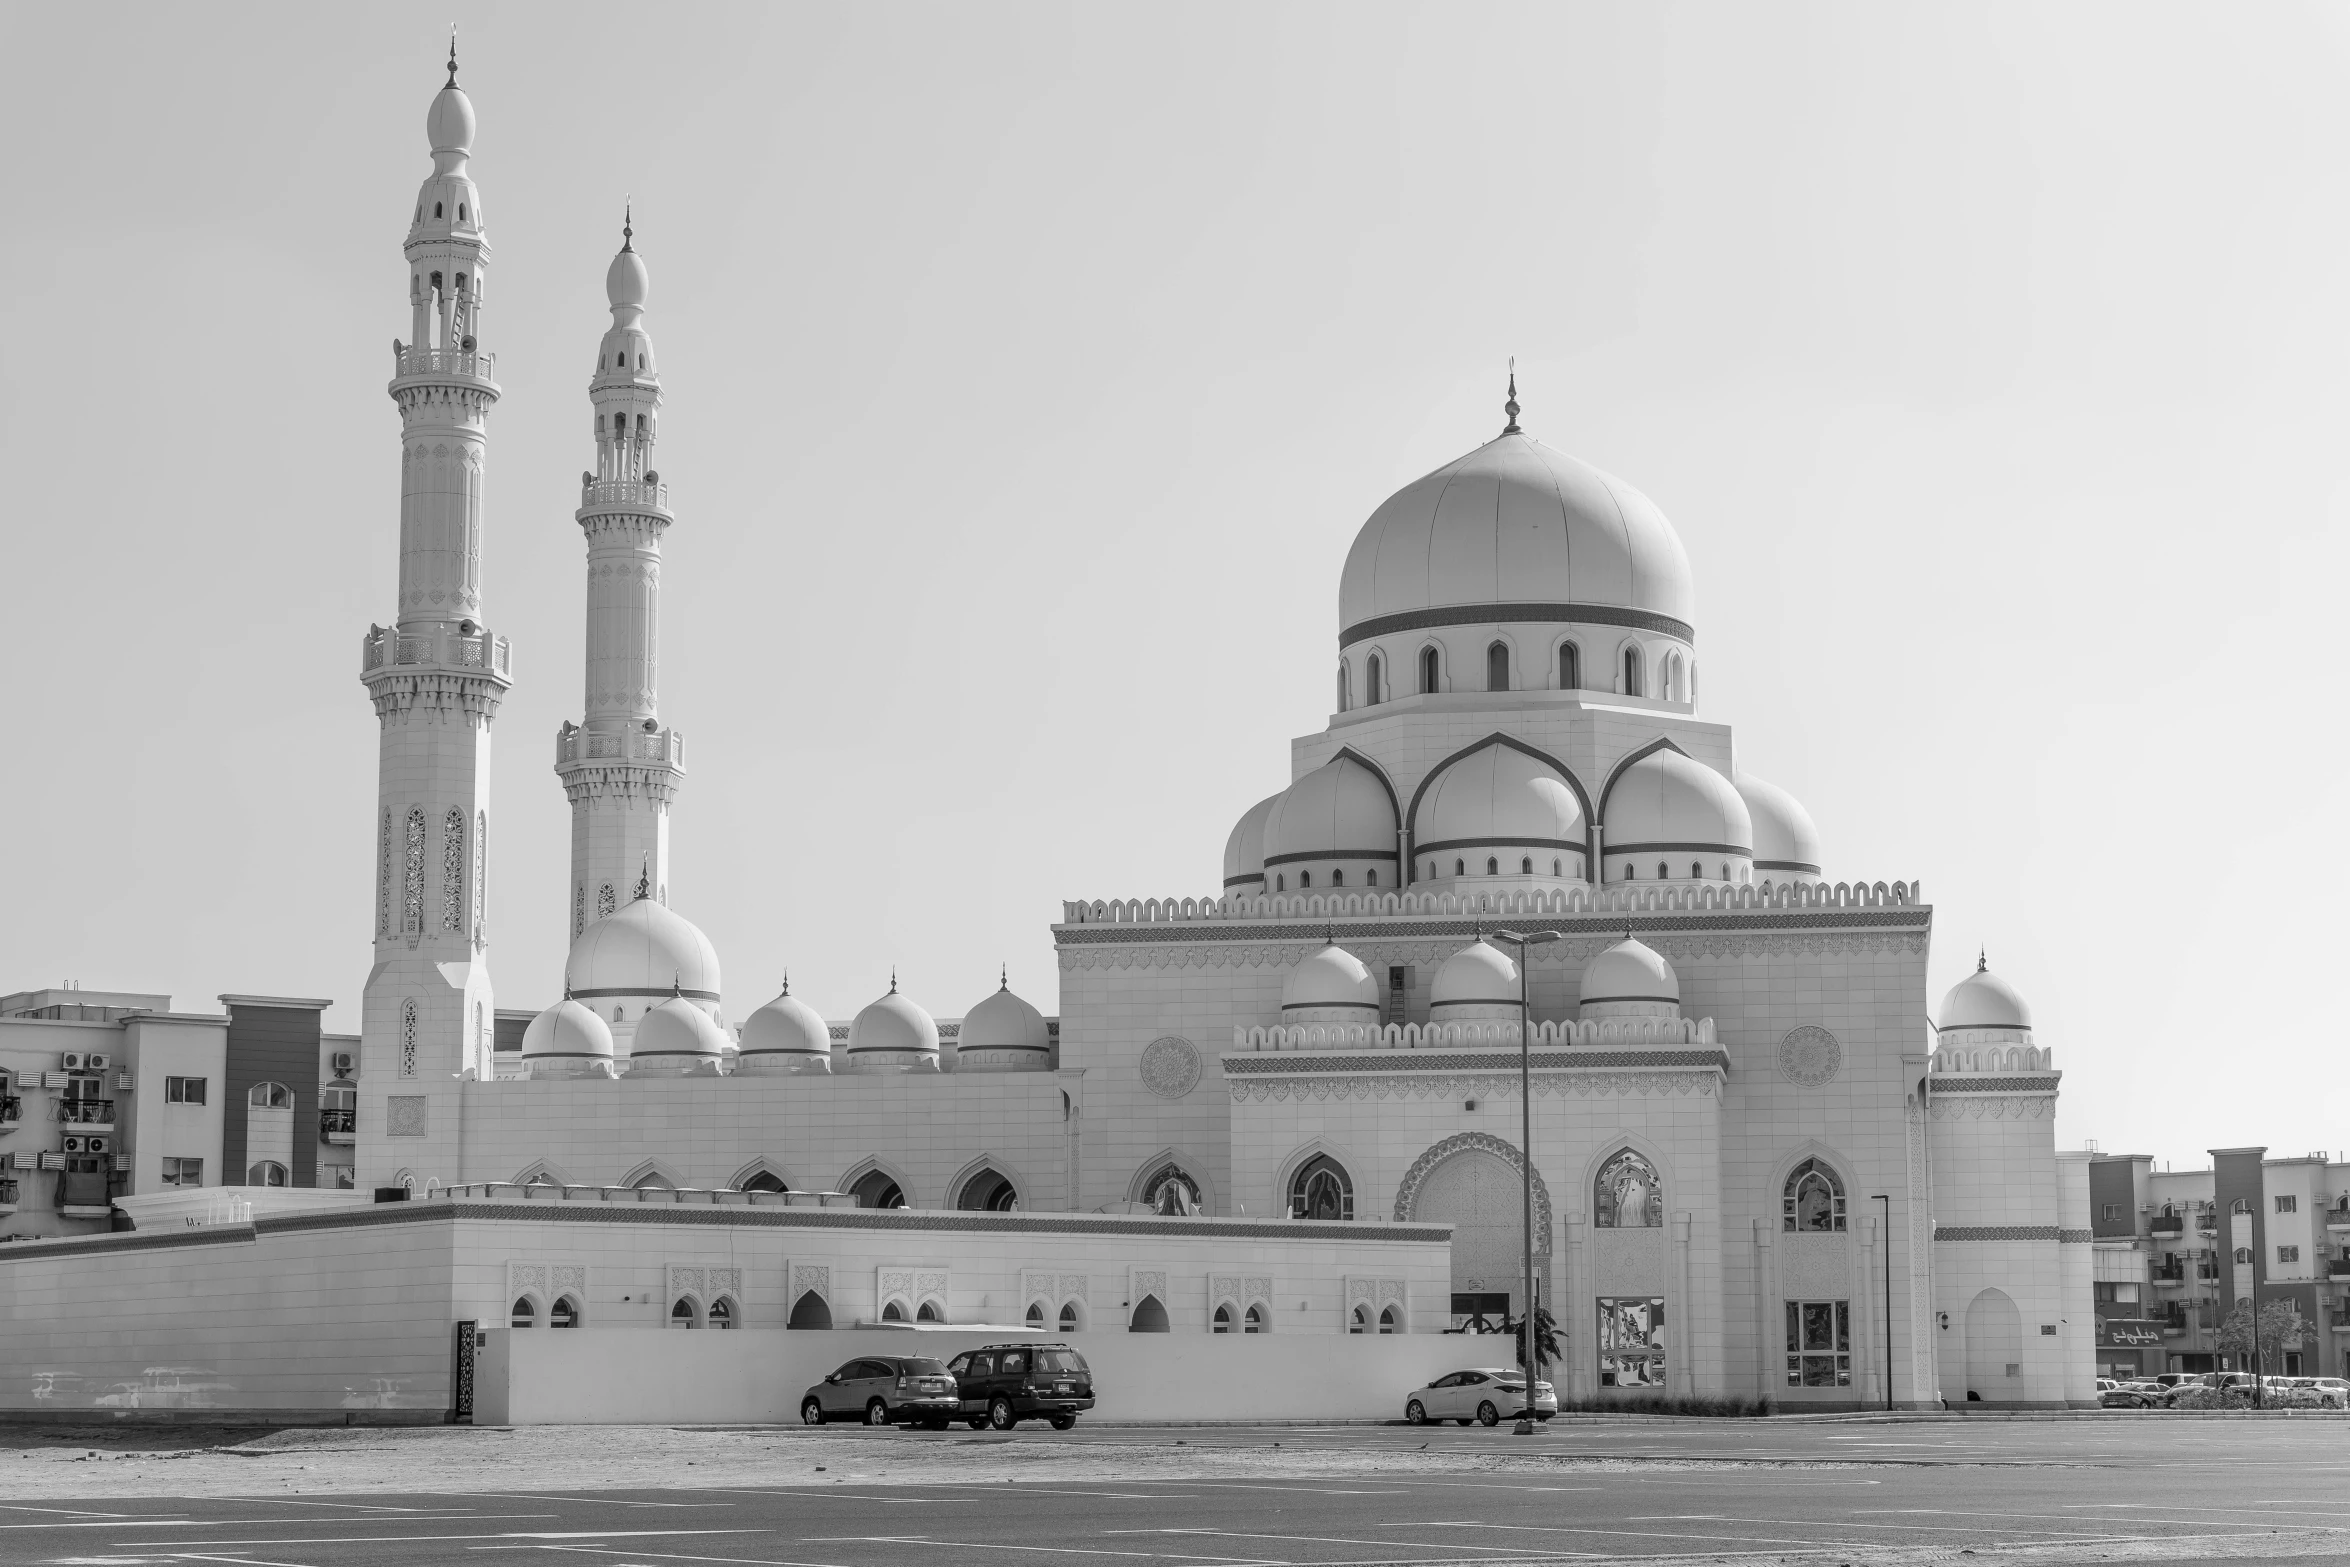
1501,356,1521,436
1977,947,1987,973
634,855,651,902
446,26,459,86
999,963,1008,991
890,967,898,994
781,968,790,997
622,198,633,253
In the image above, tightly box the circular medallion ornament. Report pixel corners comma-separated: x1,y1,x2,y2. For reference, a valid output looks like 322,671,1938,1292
1777,1025,1843,1088
1138,1035,1202,1100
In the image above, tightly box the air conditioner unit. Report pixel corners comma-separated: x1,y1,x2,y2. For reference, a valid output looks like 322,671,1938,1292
331,1052,355,1075
61,1136,85,1155
83,1136,108,1155
59,1053,85,1072
83,1054,109,1073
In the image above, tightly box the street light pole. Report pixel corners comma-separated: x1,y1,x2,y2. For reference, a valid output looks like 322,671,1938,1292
1494,927,1561,1436
1871,1193,1892,1411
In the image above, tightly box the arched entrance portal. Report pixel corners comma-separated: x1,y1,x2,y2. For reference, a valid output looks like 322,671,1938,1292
1964,1287,2023,1404
1399,1134,1551,1326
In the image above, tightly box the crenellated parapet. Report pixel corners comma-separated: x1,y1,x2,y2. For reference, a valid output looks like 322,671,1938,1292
1234,1014,1717,1052
1063,877,1920,927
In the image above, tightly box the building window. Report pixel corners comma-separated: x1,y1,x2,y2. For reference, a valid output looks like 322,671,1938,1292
1690,861,1703,879
2232,1198,2253,1215
1366,869,1377,886
1595,1148,1663,1229
741,1171,788,1194
1366,653,1383,705
2279,1245,2302,1264
247,1082,293,1109
1350,1304,1371,1334
1487,641,1510,692
1560,643,1581,689
670,1298,699,1329
511,1297,537,1328
1060,1302,1080,1332
1275,875,1284,891
551,1296,579,1328
1243,1304,1267,1334
247,1161,289,1187
1782,1157,1846,1232
789,1291,833,1330
1622,647,1643,697
916,1300,941,1322
956,1167,1019,1212
1331,870,1344,887
1521,856,1533,874
1379,1304,1400,1334
1454,858,1465,875
160,1157,202,1187
1551,858,1562,875
848,1170,904,1209
2100,1203,2120,1221
2277,1195,2299,1214
1597,1297,1666,1386
1785,1300,1852,1387
1141,1162,1201,1217
1299,871,1311,889
1485,856,1499,875
1213,1304,1233,1334
2234,1247,2255,1265
1289,1154,1353,1220
709,1297,738,1329
1420,647,1440,695
1336,664,1349,712
165,1076,207,1105
1026,1302,1046,1326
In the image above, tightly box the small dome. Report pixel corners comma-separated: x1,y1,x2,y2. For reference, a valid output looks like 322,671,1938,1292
606,242,649,311
1282,941,1381,1023
628,994,730,1075
520,998,614,1080
1940,957,2032,1033
1736,772,1823,879
1603,749,1754,879
1429,938,1520,1020
426,82,475,156
1262,756,1397,872
738,980,831,1075
566,893,722,1008
1416,743,1586,870
1222,791,1282,890
844,981,940,1072
957,976,1052,1071
1339,431,1694,644
1579,936,1680,1019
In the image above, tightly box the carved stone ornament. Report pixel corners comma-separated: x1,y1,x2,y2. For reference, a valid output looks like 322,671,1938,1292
1777,1025,1843,1088
386,1095,428,1137
1138,1035,1203,1100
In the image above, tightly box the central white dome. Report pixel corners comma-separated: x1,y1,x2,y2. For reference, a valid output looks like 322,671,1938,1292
567,895,722,1011
1338,432,1694,644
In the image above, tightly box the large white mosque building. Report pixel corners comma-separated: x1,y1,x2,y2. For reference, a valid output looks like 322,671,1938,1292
0,56,2091,1419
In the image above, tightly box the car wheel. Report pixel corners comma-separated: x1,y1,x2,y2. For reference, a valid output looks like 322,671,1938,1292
989,1396,1018,1430
1405,1399,1427,1426
800,1398,825,1426
865,1399,891,1426
1477,1401,1500,1427
1050,1414,1077,1431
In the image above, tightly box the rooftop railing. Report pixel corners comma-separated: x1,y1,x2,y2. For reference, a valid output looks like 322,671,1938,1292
361,627,511,678
554,725,685,768
394,345,498,382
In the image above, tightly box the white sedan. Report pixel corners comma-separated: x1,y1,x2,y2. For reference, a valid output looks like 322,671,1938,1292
1404,1367,1558,1426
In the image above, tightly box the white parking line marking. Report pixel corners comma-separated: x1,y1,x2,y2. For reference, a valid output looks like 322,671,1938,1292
211,1498,443,1512
5,1514,548,1531
1116,1529,1561,1557
125,1532,771,1549
166,1555,326,1567
0,1503,133,1516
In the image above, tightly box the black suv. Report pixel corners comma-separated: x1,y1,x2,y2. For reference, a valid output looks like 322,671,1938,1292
945,1342,1094,1429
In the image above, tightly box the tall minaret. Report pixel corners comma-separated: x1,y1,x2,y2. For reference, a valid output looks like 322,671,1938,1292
553,215,686,942
356,46,507,1189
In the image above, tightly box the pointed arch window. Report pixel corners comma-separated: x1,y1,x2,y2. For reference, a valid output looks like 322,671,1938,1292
788,1291,832,1330
1420,646,1440,695
1366,653,1384,706
1622,647,1644,697
670,1298,699,1329
1378,1304,1400,1334
596,883,617,920
1243,1304,1267,1333
1336,662,1350,712
1026,1301,1046,1326
1141,1162,1200,1217
1521,856,1534,874
1350,1304,1371,1334
551,1296,579,1328
740,1170,788,1194
1486,856,1499,875
402,809,427,934
1487,641,1510,692
1289,1154,1353,1220
1330,869,1344,887
1213,1303,1233,1334
709,1297,738,1330
1129,1295,1170,1332
1594,1148,1663,1229
442,809,466,933
511,1297,537,1329
1783,1157,1846,1232
1559,642,1581,690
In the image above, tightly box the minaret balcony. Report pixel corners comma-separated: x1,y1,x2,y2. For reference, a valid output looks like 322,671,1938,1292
556,724,685,769
579,476,671,516
362,627,512,678
392,345,500,388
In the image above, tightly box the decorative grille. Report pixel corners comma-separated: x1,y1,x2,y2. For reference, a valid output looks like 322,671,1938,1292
472,810,487,938
378,811,391,937
402,810,426,933
442,809,466,932
400,999,419,1078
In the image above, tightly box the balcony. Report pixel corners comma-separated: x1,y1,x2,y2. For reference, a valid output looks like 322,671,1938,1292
0,1096,19,1132
392,345,498,384
360,626,511,679
2152,1270,2187,1289
2149,1216,2186,1239
579,475,670,515
2332,1316,2350,1335
53,1099,114,1129
2326,1208,2350,1234
2328,1260,2350,1280
319,1108,356,1146
0,1177,16,1213
2194,1212,2219,1235
554,723,685,770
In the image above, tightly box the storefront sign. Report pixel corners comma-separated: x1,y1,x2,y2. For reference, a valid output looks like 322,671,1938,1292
2100,1318,2164,1346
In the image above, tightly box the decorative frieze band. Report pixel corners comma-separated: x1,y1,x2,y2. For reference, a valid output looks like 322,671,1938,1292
1061,929,1928,972
1231,1071,1720,1103
1934,1225,2060,1242
1223,1048,1730,1076
1930,1075,2061,1093
1927,1095,2056,1120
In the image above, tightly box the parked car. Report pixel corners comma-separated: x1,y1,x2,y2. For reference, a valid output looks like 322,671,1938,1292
944,1342,1093,1430
2306,1377,2350,1409
1403,1367,1559,1427
800,1355,961,1428
2099,1380,2163,1408
2158,1371,2255,1406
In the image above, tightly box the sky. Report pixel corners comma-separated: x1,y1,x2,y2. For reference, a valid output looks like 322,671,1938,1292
4,2,2346,1174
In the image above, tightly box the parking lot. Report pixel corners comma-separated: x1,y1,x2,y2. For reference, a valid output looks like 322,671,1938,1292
2,1415,2349,1567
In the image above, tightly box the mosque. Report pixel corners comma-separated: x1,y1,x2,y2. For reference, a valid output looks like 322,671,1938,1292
0,54,2092,1417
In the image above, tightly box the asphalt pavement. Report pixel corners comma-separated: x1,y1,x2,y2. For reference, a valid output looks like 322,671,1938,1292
4,1417,2349,1567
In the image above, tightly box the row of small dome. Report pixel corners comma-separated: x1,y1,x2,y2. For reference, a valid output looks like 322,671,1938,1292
1288,932,1688,1023
1225,744,1823,893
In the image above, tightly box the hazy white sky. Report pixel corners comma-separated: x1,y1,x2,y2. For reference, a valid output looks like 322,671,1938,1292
6,3,2346,1173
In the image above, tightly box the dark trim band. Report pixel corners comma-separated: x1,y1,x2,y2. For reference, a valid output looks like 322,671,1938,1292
570,987,722,1004
1580,994,1681,1005
1262,850,1400,867
1343,602,1694,648
1282,1001,1383,1013
1605,842,1752,858
1755,860,1822,874
1415,837,1588,856
1934,1224,2060,1242
1223,873,1266,888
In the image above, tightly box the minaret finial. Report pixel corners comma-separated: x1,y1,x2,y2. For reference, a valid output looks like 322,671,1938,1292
1502,356,1521,435
622,198,634,252
447,27,459,86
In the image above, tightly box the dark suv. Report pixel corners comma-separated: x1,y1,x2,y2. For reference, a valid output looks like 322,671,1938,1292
946,1342,1093,1430
800,1355,961,1428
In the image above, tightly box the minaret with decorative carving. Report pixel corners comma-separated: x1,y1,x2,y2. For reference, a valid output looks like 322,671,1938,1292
355,45,508,1188
554,214,686,941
